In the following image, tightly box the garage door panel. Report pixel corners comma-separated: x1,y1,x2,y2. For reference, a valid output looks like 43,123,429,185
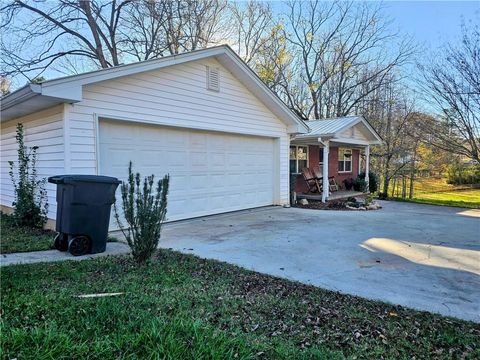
99,120,275,223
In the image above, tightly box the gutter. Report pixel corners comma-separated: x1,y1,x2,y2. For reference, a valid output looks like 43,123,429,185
0,84,42,110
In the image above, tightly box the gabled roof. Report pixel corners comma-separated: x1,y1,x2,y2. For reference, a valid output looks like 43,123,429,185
306,116,360,135
294,116,383,145
0,45,308,133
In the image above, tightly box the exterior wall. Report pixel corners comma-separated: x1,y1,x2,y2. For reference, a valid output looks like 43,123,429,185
0,105,65,221
294,146,360,193
66,57,290,205
332,148,360,187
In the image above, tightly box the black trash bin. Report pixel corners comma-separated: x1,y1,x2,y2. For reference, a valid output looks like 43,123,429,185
48,175,120,256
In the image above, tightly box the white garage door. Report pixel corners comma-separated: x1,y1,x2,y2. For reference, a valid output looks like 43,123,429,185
99,120,276,223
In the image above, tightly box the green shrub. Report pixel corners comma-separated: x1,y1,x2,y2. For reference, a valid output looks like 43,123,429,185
358,171,378,193
446,164,480,185
8,123,48,228
353,177,367,192
114,162,169,264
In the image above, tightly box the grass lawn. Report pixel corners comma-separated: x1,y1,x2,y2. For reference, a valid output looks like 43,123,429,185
0,212,56,253
390,177,480,209
2,252,479,359
0,212,118,254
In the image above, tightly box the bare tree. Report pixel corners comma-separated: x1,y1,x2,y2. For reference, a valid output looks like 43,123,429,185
0,0,133,81
229,1,275,64
360,74,417,197
1,0,227,82
283,0,415,120
418,20,480,163
119,0,227,61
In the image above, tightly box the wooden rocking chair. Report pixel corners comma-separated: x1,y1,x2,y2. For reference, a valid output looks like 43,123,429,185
301,167,322,193
312,166,339,192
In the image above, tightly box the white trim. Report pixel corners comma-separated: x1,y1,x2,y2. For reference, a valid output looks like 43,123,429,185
93,113,100,175
365,145,370,189
289,145,309,174
322,141,330,202
96,112,280,139
63,103,72,173
338,148,353,173
331,137,376,146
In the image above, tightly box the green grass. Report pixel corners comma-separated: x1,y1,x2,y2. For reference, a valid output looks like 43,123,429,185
0,212,118,254
390,177,480,209
0,212,56,253
1,252,479,359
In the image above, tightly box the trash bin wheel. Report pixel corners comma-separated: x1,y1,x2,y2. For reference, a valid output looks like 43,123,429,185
54,233,69,251
68,235,91,256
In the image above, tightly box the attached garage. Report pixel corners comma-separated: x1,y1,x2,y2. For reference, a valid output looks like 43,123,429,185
0,46,308,227
99,119,276,221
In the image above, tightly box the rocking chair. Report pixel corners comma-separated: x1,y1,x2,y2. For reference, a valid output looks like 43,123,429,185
301,167,322,193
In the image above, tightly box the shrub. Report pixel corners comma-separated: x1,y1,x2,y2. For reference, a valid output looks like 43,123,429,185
115,162,169,264
353,177,367,192
446,164,480,185
358,171,378,193
8,123,48,228
343,178,354,190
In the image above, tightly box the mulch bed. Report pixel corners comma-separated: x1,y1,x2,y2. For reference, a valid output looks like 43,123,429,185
293,195,370,210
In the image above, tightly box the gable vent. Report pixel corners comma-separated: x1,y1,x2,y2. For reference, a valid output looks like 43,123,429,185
206,66,220,92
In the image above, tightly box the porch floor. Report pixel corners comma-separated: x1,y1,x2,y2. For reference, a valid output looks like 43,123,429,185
296,190,365,202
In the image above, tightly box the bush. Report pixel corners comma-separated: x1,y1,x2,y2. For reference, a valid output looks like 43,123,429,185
343,178,354,190
8,123,48,228
115,162,169,264
358,171,378,193
353,177,367,192
446,164,480,185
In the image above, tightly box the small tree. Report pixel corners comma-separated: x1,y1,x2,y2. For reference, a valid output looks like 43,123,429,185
8,123,48,228
115,162,169,264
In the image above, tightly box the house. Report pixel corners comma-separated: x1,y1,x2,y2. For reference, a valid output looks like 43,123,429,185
1,45,307,226
1,45,381,228
290,116,383,202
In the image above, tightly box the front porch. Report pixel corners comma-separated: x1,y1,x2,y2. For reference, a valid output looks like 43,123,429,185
296,190,365,202
290,116,382,202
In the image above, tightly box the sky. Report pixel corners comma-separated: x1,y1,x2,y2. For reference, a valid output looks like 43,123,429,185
382,1,479,50
6,0,480,90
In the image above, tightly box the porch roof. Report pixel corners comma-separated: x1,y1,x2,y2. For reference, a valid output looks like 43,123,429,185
292,116,382,146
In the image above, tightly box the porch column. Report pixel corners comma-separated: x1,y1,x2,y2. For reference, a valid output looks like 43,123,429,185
365,145,370,190
322,141,329,202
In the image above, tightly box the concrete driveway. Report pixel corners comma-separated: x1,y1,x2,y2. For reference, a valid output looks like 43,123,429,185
161,201,480,322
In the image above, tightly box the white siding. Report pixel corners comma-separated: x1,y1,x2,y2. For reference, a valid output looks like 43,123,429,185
1,105,64,218
67,58,290,205
339,124,370,142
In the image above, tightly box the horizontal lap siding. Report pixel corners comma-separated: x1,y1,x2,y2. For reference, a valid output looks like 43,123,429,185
1,106,64,218
68,58,290,204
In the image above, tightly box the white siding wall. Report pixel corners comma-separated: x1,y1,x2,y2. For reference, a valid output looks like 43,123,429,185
339,124,370,141
67,58,290,205
1,105,64,219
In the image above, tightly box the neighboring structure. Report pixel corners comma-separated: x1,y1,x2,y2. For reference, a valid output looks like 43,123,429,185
1,45,308,225
290,117,382,202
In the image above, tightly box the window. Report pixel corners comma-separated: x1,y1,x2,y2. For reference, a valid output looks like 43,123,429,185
338,148,352,172
290,146,308,173
319,148,324,165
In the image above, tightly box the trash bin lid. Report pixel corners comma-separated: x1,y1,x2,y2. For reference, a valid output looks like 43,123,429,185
48,175,121,184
